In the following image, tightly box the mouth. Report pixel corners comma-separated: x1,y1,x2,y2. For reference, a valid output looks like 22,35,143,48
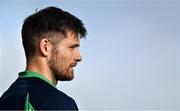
69,63,77,72
70,67,74,70
70,63,77,67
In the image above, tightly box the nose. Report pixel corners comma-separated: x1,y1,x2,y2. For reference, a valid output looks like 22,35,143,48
75,49,82,62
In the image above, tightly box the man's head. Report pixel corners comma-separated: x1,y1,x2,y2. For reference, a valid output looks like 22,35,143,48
21,6,87,81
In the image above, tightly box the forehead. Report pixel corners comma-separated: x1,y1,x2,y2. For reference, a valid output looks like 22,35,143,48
60,31,80,45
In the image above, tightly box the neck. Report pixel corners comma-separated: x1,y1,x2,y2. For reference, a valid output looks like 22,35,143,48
25,57,58,86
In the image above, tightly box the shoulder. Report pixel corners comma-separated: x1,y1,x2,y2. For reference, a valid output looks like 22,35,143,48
26,78,78,110
41,89,78,110
0,78,28,110
0,77,78,110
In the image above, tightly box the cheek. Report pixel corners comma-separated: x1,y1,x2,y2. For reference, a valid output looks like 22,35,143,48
59,48,73,62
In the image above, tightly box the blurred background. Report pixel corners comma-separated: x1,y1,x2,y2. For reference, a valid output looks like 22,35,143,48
0,0,180,110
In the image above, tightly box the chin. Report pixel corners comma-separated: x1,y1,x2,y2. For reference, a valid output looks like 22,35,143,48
59,76,74,81
55,73,74,81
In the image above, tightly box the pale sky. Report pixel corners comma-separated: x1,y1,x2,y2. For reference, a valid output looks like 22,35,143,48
0,0,180,110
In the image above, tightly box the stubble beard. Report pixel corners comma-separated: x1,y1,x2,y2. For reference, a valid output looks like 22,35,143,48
48,48,74,81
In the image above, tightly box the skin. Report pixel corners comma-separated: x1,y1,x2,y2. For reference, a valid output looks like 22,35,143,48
26,31,82,85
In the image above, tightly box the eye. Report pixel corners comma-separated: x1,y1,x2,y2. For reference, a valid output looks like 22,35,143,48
69,46,76,51
69,46,75,49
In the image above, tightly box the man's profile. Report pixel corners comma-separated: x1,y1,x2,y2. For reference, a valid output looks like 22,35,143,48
0,6,87,110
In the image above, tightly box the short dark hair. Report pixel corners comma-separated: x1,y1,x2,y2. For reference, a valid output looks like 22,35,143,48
21,6,87,60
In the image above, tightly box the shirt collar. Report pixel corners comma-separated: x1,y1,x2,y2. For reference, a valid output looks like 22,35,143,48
19,70,56,88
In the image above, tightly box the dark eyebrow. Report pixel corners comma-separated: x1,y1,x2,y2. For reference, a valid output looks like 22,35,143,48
69,43,80,47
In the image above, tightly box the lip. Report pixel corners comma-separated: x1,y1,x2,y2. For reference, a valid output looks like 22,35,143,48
70,63,77,67
70,67,74,70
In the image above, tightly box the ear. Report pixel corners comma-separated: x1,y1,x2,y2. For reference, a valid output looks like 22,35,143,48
39,39,52,57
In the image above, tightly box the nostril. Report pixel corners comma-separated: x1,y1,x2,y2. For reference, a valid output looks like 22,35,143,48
76,56,82,62
79,56,82,62
77,58,82,62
